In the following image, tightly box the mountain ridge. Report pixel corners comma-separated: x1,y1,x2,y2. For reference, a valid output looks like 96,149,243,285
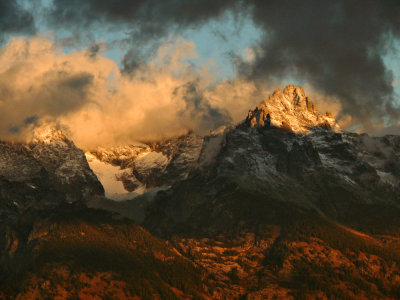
1,84,400,298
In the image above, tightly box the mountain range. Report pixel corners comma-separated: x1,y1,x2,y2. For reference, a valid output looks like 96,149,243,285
1,85,400,299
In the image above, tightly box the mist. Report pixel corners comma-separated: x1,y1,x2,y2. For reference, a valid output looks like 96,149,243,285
0,36,266,148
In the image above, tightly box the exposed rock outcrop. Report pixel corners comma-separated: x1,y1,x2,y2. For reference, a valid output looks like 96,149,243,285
1,85,400,299
144,90,400,237
0,127,104,208
29,127,104,202
246,85,339,133
86,132,204,200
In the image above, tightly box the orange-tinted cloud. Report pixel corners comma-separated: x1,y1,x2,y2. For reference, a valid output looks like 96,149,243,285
0,36,371,149
0,36,261,148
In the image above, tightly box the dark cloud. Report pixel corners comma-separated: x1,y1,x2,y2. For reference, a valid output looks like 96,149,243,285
242,0,400,130
0,0,35,38
24,115,39,125
8,115,39,134
46,72,94,116
48,0,241,42
8,126,19,134
1,0,399,135
48,0,243,73
174,81,232,131
86,42,102,58
46,0,400,132
60,72,93,91
121,49,142,73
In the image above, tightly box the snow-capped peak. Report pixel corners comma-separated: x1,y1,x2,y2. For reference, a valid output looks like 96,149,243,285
245,84,339,133
32,126,70,145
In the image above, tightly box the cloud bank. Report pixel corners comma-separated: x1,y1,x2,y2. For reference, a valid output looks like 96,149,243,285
243,0,400,131
0,0,35,40
0,36,266,148
0,0,400,145
42,0,400,133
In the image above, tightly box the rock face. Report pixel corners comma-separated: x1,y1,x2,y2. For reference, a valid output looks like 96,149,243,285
2,84,400,299
246,85,338,132
86,132,204,200
0,128,210,300
86,85,338,203
144,86,400,237
29,127,104,202
0,127,104,210
0,142,45,184
0,141,64,213
137,87,400,299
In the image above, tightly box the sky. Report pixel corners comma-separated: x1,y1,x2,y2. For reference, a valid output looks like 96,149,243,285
0,0,399,147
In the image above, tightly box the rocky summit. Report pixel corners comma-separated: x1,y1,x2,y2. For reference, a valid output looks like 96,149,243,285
246,85,338,133
1,85,400,299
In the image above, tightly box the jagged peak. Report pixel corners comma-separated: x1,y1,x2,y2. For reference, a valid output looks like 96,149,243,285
245,85,339,133
32,126,71,145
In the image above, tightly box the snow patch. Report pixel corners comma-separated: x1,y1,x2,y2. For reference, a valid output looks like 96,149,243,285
86,153,139,201
377,170,398,186
342,175,356,185
134,151,169,171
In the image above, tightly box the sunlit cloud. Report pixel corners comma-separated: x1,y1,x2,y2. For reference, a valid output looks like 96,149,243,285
0,36,268,148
